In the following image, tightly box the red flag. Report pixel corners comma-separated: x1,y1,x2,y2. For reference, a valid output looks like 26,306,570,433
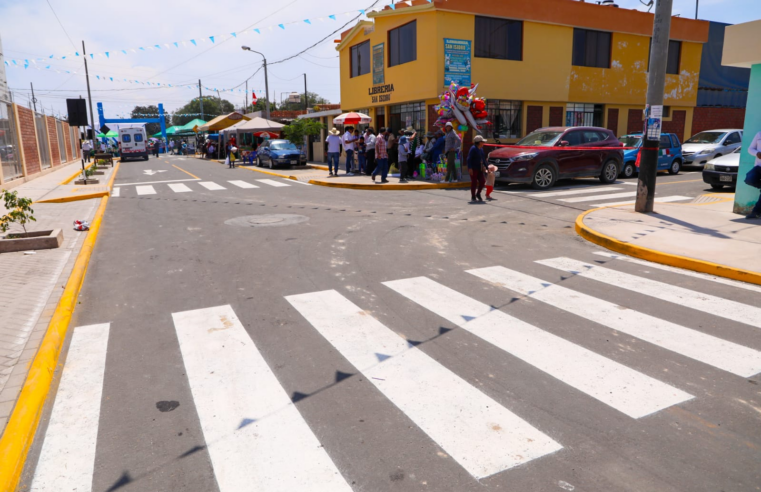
252,91,257,104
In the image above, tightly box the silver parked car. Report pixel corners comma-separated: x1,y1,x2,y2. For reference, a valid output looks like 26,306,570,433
682,129,743,167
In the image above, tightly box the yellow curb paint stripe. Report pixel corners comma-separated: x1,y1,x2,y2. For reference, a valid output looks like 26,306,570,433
59,162,96,185
172,164,200,180
307,179,470,191
35,192,109,204
655,178,705,186
0,194,111,492
238,166,299,181
107,161,121,191
575,207,761,287
308,163,329,171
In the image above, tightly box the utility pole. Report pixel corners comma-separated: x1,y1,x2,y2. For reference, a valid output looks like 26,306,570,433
198,79,203,121
635,0,673,213
82,40,98,152
695,0,699,19
30,82,37,112
304,74,308,113
245,80,248,114
241,47,270,120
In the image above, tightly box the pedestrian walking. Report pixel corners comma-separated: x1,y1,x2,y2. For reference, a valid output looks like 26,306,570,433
169,140,175,155
364,128,376,176
429,131,446,176
357,136,367,175
387,129,397,172
398,130,411,183
342,126,356,175
153,141,160,158
745,130,761,219
325,128,342,176
181,141,188,156
82,139,92,163
406,126,420,179
485,164,497,201
467,135,487,202
228,145,238,168
444,122,461,183
372,128,389,183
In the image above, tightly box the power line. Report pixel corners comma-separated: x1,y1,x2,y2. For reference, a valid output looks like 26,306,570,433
45,0,77,50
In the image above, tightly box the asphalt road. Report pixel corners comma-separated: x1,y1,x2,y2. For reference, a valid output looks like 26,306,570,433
20,155,760,492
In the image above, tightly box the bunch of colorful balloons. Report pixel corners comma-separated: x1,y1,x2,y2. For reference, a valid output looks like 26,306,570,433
434,82,489,135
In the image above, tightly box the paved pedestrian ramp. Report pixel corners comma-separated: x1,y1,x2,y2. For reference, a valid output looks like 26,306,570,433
28,253,761,490
496,182,692,208
113,178,295,197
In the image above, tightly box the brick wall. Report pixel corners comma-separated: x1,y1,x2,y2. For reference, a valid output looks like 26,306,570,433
628,109,687,142
62,122,72,161
607,108,619,136
526,106,543,135
16,106,41,176
692,107,746,136
549,107,563,127
46,116,61,166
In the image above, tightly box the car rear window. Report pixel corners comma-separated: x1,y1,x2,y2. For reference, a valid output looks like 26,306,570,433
122,134,131,143
134,133,143,142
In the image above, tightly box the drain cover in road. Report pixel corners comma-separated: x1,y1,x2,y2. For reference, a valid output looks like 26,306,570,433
225,214,309,228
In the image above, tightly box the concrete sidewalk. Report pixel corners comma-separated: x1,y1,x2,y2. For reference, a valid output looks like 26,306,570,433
0,162,112,434
577,196,761,285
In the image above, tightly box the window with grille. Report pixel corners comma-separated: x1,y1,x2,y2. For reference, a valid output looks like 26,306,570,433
389,102,425,134
474,16,522,61
485,100,522,139
565,103,604,127
572,28,611,68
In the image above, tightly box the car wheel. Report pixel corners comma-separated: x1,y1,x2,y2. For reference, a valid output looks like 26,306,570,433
622,162,636,178
710,184,724,190
531,165,556,190
599,160,619,184
268,158,273,169
257,157,262,167
668,159,681,175
143,156,149,161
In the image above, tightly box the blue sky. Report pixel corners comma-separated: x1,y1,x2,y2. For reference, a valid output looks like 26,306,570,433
0,0,758,120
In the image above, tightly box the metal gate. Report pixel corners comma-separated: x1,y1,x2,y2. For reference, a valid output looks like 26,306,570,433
36,113,51,169
0,101,23,181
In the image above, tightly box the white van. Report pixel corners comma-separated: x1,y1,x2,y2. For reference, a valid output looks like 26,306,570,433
119,126,148,161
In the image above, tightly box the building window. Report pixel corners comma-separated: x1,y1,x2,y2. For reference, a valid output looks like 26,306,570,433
474,16,522,61
486,100,522,139
56,120,66,160
350,41,371,78
389,21,417,67
565,103,604,127
389,102,425,134
572,28,611,68
648,40,682,75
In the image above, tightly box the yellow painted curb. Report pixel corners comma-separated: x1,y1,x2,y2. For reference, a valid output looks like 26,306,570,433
0,194,111,492
107,161,121,191
35,191,109,204
575,208,761,286
239,166,299,181
307,179,470,191
59,162,95,185
308,163,329,171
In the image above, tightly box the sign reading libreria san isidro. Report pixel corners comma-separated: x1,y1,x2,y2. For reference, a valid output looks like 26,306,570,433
369,84,394,104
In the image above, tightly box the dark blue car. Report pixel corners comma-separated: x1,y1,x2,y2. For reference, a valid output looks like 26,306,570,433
619,133,684,178
256,139,306,169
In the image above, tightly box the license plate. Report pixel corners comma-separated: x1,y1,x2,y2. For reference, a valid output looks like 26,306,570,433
495,171,500,177
720,175,733,182
290,160,297,165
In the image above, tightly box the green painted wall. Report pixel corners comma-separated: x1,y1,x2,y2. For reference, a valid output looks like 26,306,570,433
734,63,761,215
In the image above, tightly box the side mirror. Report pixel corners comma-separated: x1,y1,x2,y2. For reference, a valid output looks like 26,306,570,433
559,140,570,147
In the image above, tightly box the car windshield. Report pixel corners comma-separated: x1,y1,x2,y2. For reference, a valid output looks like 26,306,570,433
516,131,563,147
620,135,643,148
686,132,726,144
270,142,297,150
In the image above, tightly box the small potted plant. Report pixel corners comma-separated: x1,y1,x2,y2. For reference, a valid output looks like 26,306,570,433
0,190,63,253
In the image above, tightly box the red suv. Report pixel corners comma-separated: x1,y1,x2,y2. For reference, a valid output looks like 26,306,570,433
488,127,624,190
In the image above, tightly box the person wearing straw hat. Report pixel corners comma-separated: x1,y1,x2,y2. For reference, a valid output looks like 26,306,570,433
342,125,356,176
444,122,461,183
467,135,488,203
325,128,342,177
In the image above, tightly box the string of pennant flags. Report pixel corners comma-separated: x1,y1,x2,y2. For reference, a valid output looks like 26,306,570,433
3,0,431,68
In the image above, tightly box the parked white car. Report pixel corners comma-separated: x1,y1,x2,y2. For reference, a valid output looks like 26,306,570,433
682,129,743,167
702,147,741,189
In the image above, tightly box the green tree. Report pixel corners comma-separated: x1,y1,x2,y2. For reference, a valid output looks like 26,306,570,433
278,91,329,112
170,96,235,127
1,190,36,235
282,118,325,147
130,105,162,136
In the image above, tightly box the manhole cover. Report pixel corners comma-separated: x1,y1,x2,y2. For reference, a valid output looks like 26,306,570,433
225,214,309,228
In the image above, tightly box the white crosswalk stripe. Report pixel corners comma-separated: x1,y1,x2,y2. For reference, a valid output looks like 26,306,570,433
523,187,625,198
135,185,156,195
558,191,636,203
227,180,259,189
537,257,761,330
593,251,761,294
589,195,691,207
467,266,761,377
287,290,562,478
198,181,226,190
167,183,193,193
257,179,291,187
383,277,693,418
31,324,110,491
172,305,352,492
111,187,120,197
497,182,695,207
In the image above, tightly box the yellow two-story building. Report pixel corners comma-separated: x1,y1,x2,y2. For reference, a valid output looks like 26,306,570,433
337,0,710,144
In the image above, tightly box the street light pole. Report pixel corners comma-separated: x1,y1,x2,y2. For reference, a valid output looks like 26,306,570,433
695,0,699,19
304,73,308,113
635,0,673,213
241,46,270,120
82,40,98,152
198,79,203,121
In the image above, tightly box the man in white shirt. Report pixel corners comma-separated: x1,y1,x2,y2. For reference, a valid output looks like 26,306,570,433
342,126,356,176
745,130,761,219
364,128,376,176
81,140,92,163
325,128,342,176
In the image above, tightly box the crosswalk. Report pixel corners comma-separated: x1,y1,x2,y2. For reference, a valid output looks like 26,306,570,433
113,178,300,197
30,253,761,489
496,182,693,208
